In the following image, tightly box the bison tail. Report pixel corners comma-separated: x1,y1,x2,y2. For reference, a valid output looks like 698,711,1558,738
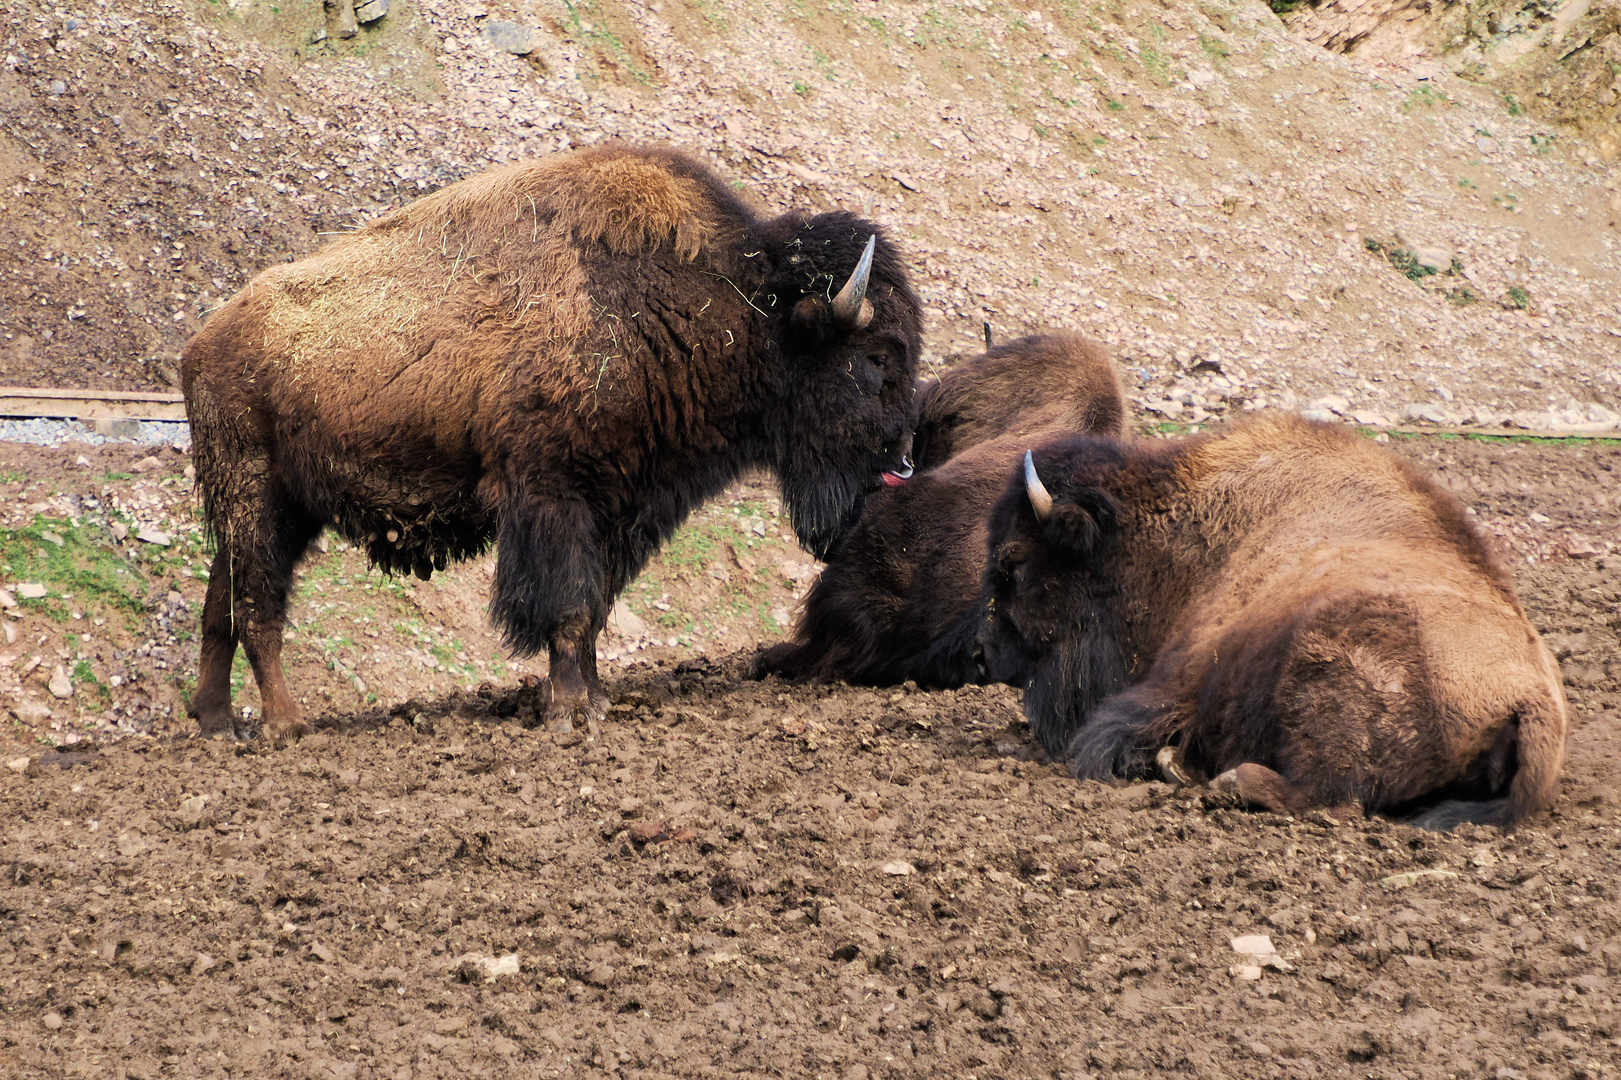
1409,681,1567,831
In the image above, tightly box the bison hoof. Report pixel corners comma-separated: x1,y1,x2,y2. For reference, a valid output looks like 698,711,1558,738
750,643,802,680
262,717,311,744
545,690,609,735
1155,745,1193,787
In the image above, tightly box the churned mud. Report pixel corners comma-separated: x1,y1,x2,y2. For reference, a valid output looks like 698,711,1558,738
2,432,1619,1079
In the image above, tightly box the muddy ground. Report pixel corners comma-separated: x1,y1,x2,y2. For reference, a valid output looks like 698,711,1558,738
2,430,1620,1080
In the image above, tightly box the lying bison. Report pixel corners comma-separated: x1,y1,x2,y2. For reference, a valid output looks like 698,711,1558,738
757,332,1122,686
183,143,921,739
981,414,1566,827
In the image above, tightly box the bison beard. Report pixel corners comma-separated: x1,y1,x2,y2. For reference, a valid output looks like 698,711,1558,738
981,415,1568,828
183,143,921,739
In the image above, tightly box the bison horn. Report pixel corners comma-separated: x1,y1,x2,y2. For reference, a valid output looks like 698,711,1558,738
830,235,876,330
1024,450,1053,523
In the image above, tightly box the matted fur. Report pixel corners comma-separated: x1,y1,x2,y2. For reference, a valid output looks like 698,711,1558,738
183,142,922,738
757,332,1124,686
977,414,1567,827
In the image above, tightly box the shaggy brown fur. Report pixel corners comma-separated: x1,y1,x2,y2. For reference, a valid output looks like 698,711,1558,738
910,332,1123,470
757,332,1123,685
184,143,921,739
978,414,1566,828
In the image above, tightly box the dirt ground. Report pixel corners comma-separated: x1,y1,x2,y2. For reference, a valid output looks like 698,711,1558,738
2,429,1619,1079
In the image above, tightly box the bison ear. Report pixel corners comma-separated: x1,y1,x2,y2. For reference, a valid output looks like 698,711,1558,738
1045,488,1120,558
790,295,836,346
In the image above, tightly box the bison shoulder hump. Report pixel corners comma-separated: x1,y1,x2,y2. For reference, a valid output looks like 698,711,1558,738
382,146,729,263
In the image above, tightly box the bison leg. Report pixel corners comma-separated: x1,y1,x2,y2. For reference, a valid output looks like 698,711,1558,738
1063,682,1180,781
191,475,321,741
1211,764,1363,821
544,610,610,733
190,546,242,737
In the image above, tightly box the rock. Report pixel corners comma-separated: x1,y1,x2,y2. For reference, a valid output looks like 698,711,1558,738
109,521,128,542
881,861,915,876
1565,535,1603,559
42,1010,62,1029
92,418,140,438
2,621,14,645
583,961,615,986
1008,122,1031,142
334,0,359,38
18,583,46,599
1311,394,1351,415
40,530,64,546
310,941,337,963
1230,934,1276,956
74,455,91,468
48,666,72,699
481,19,535,55
1298,408,1336,423
48,80,66,96
136,528,171,547
1411,246,1452,271
0,589,14,609
354,0,388,23
131,455,163,473
891,172,921,192
6,756,30,773
191,952,215,976
1350,410,1390,427
1230,964,1262,980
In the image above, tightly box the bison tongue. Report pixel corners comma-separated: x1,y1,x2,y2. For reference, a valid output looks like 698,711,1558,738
882,471,908,487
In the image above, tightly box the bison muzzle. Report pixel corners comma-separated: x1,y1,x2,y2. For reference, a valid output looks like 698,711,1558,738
183,143,922,739
980,414,1566,828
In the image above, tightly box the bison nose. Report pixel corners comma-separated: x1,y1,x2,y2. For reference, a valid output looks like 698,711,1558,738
973,645,987,681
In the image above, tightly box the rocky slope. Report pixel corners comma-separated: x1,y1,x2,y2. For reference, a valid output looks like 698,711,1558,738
1,0,1617,433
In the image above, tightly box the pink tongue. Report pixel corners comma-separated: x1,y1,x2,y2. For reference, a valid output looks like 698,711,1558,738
882,472,907,487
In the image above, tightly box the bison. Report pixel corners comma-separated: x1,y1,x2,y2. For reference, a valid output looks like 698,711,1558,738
183,143,921,739
756,332,1123,686
980,414,1566,828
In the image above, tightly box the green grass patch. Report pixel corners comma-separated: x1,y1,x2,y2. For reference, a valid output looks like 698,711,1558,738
0,516,147,625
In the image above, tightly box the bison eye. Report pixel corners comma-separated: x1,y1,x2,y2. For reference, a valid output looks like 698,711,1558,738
866,352,888,373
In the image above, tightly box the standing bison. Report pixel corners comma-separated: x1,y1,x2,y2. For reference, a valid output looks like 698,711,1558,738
756,332,1122,686
183,143,921,739
982,415,1566,827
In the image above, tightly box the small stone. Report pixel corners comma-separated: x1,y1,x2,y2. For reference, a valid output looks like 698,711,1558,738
584,962,615,986
1565,536,1603,559
609,600,647,639
1230,964,1262,981
1230,934,1275,956
891,172,922,192
1248,1041,1274,1058
1008,122,1031,142
75,455,91,468
881,861,915,876
0,589,14,609
2,622,14,645
481,19,535,54
136,528,171,547
6,756,30,773
48,80,66,95
42,1010,63,1029
353,0,388,22
109,521,128,542
18,583,46,599
310,941,336,963
48,666,72,699
1311,395,1350,415
191,952,215,976
1350,411,1390,427
132,456,163,473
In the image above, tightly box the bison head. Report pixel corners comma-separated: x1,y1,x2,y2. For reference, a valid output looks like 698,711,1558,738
976,441,1130,758
751,212,922,559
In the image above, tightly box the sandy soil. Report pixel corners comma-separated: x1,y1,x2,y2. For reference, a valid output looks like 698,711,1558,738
2,431,1618,1079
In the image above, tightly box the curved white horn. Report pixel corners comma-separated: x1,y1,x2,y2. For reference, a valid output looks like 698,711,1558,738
1024,450,1053,523
830,235,876,329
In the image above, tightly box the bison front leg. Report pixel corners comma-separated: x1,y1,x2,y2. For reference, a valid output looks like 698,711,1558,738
492,499,612,734
542,609,611,733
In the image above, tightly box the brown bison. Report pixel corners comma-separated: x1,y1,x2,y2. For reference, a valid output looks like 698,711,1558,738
756,332,1123,686
183,143,922,739
981,414,1566,828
